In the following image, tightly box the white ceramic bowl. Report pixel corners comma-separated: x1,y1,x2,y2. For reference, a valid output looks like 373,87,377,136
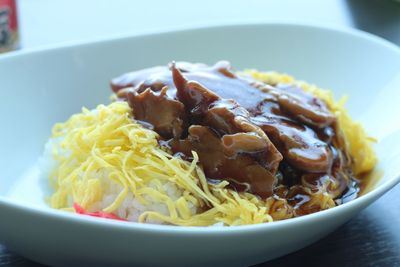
0,23,399,267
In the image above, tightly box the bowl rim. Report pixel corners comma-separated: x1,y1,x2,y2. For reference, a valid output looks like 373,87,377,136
1,21,400,235
1,19,399,59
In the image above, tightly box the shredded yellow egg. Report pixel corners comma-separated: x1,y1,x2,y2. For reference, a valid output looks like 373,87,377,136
49,101,278,226
243,70,377,175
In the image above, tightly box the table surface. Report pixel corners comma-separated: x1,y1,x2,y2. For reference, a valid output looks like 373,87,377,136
1,0,400,266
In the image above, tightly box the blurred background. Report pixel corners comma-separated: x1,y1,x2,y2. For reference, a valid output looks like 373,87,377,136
1,0,400,53
0,0,399,266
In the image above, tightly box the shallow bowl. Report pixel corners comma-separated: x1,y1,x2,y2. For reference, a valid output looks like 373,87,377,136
0,22,400,267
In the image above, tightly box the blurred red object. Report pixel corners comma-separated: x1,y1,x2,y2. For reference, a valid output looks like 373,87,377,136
0,0,18,53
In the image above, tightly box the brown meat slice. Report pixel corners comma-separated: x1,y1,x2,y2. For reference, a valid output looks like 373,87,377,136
170,125,276,198
222,132,271,156
275,84,335,128
111,66,168,93
127,87,186,139
172,63,283,175
250,98,333,173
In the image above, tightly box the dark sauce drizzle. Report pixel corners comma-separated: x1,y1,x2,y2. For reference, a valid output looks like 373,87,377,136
110,61,359,216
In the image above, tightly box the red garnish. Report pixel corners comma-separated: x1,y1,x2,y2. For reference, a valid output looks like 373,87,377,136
73,203,127,221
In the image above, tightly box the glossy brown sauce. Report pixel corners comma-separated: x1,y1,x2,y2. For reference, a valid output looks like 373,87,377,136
111,61,359,216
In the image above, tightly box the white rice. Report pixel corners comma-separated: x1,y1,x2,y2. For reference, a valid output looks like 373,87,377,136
42,135,198,224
